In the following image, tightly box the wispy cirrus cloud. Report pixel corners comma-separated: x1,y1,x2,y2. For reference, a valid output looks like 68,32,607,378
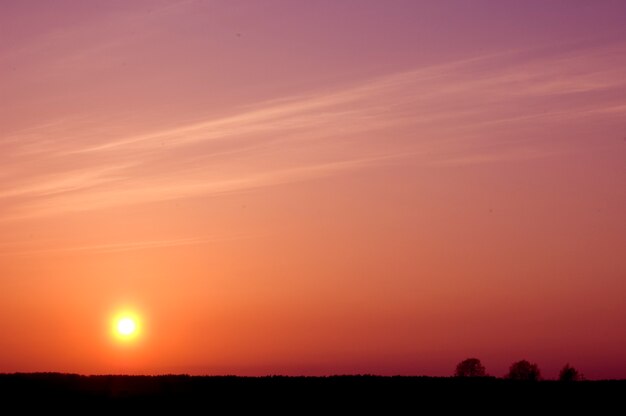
0,233,253,257
1,42,625,221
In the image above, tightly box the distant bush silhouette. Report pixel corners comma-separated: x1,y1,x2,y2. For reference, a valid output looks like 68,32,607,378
507,360,541,381
559,364,581,381
455,358,487,377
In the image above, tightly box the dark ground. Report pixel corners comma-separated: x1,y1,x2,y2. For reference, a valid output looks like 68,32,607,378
1,373,624,412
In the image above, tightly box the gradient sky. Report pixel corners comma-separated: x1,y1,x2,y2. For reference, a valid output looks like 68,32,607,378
1,1,625,379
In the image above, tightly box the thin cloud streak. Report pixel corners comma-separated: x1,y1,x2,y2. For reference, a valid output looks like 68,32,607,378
1,42,625,220
1,152,416,222
0,234,254,257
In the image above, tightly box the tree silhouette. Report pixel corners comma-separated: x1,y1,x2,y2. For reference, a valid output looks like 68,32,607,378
455,358,487,377
559,364,581,381
507,360,541,381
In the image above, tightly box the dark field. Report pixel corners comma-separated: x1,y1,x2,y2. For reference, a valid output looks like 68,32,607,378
1,373,624,412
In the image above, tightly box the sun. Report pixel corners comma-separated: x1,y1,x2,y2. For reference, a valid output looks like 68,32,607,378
117,317,136,336
112,311,142,342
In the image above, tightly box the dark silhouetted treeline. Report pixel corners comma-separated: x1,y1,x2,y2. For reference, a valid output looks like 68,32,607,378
1,373,624,412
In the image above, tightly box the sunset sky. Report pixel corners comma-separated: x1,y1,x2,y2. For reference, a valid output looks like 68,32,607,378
1,1,625,379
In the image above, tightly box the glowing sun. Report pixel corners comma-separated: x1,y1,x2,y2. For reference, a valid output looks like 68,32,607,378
112,312,141,341
117,317,136,336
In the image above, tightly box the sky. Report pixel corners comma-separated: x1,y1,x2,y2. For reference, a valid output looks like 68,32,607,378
1,0,625,379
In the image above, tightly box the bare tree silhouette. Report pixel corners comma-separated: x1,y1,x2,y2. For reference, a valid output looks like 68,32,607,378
559,364,581,381
507,360,541,381
455,358,487,377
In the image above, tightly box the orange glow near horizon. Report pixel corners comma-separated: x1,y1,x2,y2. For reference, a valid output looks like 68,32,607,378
1,1,626,380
